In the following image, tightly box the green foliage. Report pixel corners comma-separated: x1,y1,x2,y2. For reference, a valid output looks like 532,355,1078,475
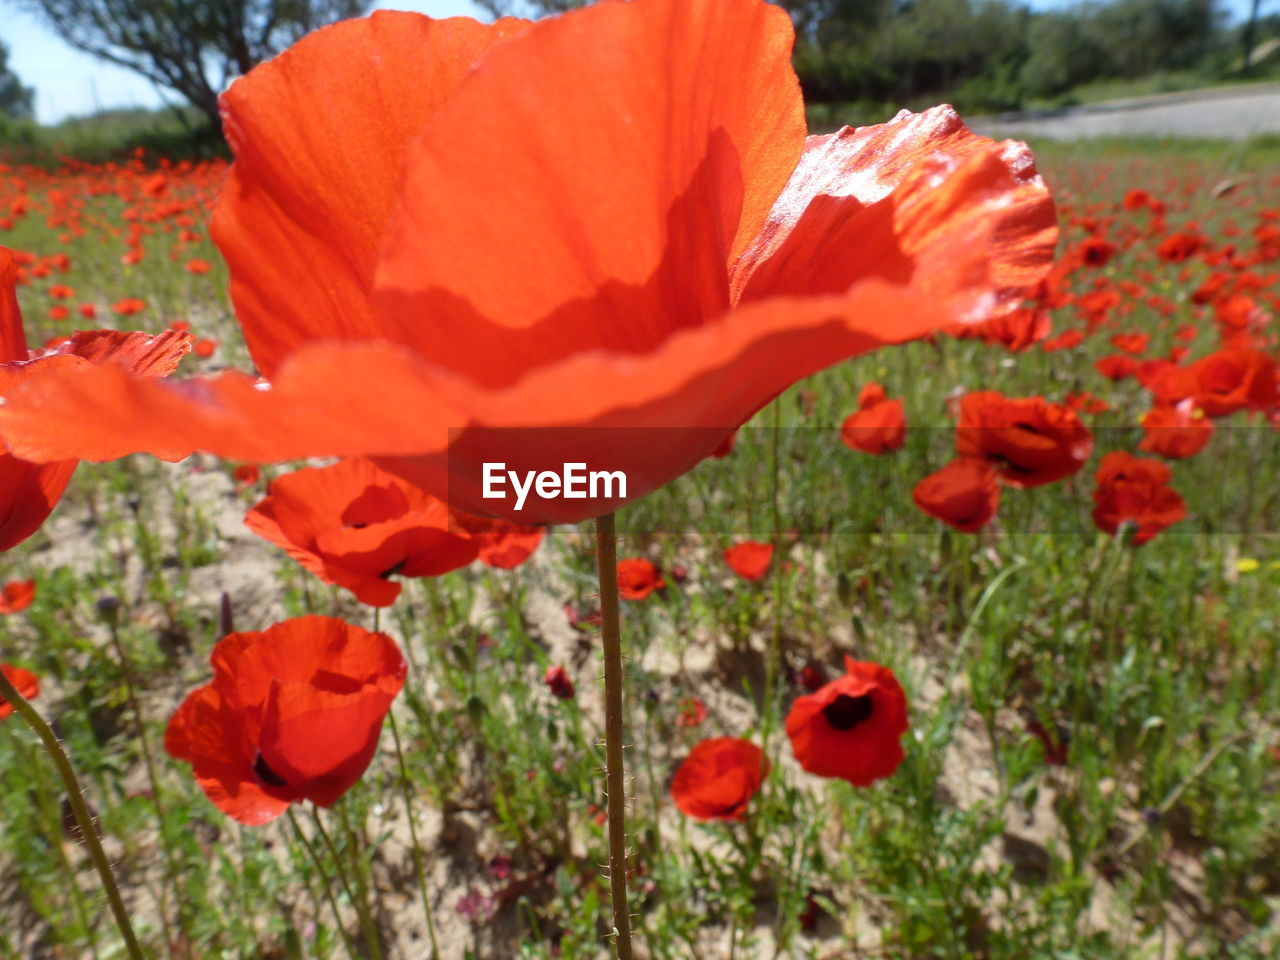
0,41,34,120
16,0,375,126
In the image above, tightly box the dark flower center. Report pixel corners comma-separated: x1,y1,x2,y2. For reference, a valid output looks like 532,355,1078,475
253,752,289,788
822,693,874,731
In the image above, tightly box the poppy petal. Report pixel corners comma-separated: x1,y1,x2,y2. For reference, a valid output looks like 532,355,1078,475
165,682,292,826
213,11,532,376
372,0,806,388
0,341,463,464
733,107,1058,322
0,248,27,363
0,455,77,552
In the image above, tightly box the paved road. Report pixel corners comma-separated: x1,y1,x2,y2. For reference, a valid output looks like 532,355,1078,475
971,83,1280,141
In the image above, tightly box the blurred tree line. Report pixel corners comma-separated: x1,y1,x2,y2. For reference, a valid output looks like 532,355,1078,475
1,0,1277,136
481,0,1276,116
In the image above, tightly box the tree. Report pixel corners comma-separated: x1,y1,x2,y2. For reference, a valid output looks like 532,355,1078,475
17,0,373,127
473,0,585,16
0,40,35,119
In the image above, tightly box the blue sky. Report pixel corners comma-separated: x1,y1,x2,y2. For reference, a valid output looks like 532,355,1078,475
0,0,1268,123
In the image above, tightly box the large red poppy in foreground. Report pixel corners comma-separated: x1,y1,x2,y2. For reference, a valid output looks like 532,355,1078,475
0,247,192,551
0,0,1056,524
165,616,406,825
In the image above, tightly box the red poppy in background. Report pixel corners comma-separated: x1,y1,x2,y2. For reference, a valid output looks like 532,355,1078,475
840,382,906,455
0,663,39,720
951,307,1052,353
724,540,774,580
245,458,529,606
447,512,545,570
165,616,406,825
785,657,908,787
1189,348,1277,417
1139,402,1213,460
1094,354,1138,381
0,578,35,613
671,737,769,821
543,665,575,700
912,458,1000,533
1091,451,1187,545
956,391,1093,488
0,0,1057,524
617,558,664,601
0,247,192,552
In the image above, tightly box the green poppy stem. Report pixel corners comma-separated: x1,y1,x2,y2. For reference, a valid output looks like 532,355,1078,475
0,667,145,960
595,512,634,960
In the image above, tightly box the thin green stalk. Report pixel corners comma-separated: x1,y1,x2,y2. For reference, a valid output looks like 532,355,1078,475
18,730,100,959
336,800,384,960
105,618,179,958
595,512,634,960
312,806,381,960
388,712,440,959
0,667,144,960
287,807,356,959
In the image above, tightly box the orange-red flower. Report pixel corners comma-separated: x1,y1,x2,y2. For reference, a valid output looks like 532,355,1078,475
617,558,664,601
1139,402,1213,460
670,737,769,821
912,458,1000,533
0,1,1056,524
0,578,35,613
956,391,1093,488
0,663,39,720
785,657,908,786
1189,348,1277,417
1091,452,1186,544
840,382,905,455
724,540,774,581
165,616,406,825
0,248,192,552
544,664,575,700
245,458,535,606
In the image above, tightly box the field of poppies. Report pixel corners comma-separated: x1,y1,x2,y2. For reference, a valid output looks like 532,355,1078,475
3,6,1280,960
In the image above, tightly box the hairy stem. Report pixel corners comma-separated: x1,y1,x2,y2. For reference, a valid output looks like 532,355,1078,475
595,512,634,960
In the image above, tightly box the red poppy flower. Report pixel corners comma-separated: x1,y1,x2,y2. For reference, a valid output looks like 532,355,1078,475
1109,332,1149,355
670,737,768,821
956,391,1093,488
1077,236,1116,267
0,248,192,552
111,297,145,316
446,512,544,570
0,578,35,613
724,540,774,581
544,665,575,700
194,338,218,358
165,616,406,825
840,383,905,455
1091,452,1186,545
1040,329,1084,352
1094,354,1138,381
0,1,1056,524
617,558,664,601
231,463,261,491
676,696,707,728
1156,232,1204,263
951,307,1052,352
912,458,1000,533
185,259,213,275
1189,348,1277,417
0,663,39,720
244,458,488,607
785,657,908,786
1139,402,1213,460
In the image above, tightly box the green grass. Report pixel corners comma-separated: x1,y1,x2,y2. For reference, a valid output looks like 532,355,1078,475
1,137,1279,958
